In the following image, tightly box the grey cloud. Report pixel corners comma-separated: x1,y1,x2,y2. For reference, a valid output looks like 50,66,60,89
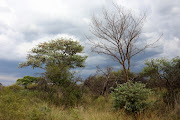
0,73,19,86
0,0,179,85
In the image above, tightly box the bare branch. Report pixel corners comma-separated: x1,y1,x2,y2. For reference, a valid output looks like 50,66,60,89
89,4,161,82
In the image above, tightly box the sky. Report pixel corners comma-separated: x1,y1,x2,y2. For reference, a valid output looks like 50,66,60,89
0,0,179,85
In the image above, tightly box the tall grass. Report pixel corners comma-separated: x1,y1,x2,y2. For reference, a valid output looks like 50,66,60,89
0,84,179,120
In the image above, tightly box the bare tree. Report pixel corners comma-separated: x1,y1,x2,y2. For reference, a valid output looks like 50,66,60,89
89,4,161,82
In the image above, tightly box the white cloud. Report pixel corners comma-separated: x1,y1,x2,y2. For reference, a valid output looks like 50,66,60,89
162,37,180,58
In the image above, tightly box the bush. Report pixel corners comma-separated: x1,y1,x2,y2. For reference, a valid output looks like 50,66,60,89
111,82,152,113
60,84,83,107
0,86,27,120
0,85,51,120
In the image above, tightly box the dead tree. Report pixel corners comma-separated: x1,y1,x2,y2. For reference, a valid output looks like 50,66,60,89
89,4,161,82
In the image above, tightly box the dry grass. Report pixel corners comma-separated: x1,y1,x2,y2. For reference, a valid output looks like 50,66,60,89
45,93,180,120
0,85,179,120
46,105,164,120
45,95,165,120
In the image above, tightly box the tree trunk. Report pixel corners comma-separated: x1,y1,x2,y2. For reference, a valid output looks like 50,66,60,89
123,65,129,82
100,78,109,95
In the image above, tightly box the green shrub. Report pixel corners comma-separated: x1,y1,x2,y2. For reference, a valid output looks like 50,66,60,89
111,82,152,113
0,87,27,120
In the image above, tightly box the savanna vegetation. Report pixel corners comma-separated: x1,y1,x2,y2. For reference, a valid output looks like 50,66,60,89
0,56,180,120
0,4,179,120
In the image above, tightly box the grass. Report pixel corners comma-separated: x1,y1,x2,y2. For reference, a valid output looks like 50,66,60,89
0,84,179,120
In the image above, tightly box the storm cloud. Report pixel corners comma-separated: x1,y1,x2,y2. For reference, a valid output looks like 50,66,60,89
0,0,179,85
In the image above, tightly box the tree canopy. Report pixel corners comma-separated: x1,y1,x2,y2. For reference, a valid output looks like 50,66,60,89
19,38,87,69
141,56,180,90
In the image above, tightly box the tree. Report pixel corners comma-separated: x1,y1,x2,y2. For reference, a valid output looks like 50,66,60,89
19,38,87,69
18,38,87,107
19,38,87,85
16,76,38,88
141,57,180,90
141,56,180,106
89,4,161,82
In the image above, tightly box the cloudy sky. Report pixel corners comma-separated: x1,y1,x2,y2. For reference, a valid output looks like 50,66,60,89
0,0,179,85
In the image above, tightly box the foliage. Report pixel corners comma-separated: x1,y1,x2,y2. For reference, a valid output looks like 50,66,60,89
0,85,50,120
18,38,87,107
44,63,72,86
19,38,87,69
16,76,38,88
112,70,136,83
29,83,61,106
141,56,180,106
83,70,136,96
83,75,106,96
0,87,27,120
44,64,82,107
111,82,152,113
141,56,180,89
60,84,83,107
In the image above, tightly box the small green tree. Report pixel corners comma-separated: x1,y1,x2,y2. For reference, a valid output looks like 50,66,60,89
16,76,38,88
19,38,87,107
19,38,87,84
111,82,152,113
